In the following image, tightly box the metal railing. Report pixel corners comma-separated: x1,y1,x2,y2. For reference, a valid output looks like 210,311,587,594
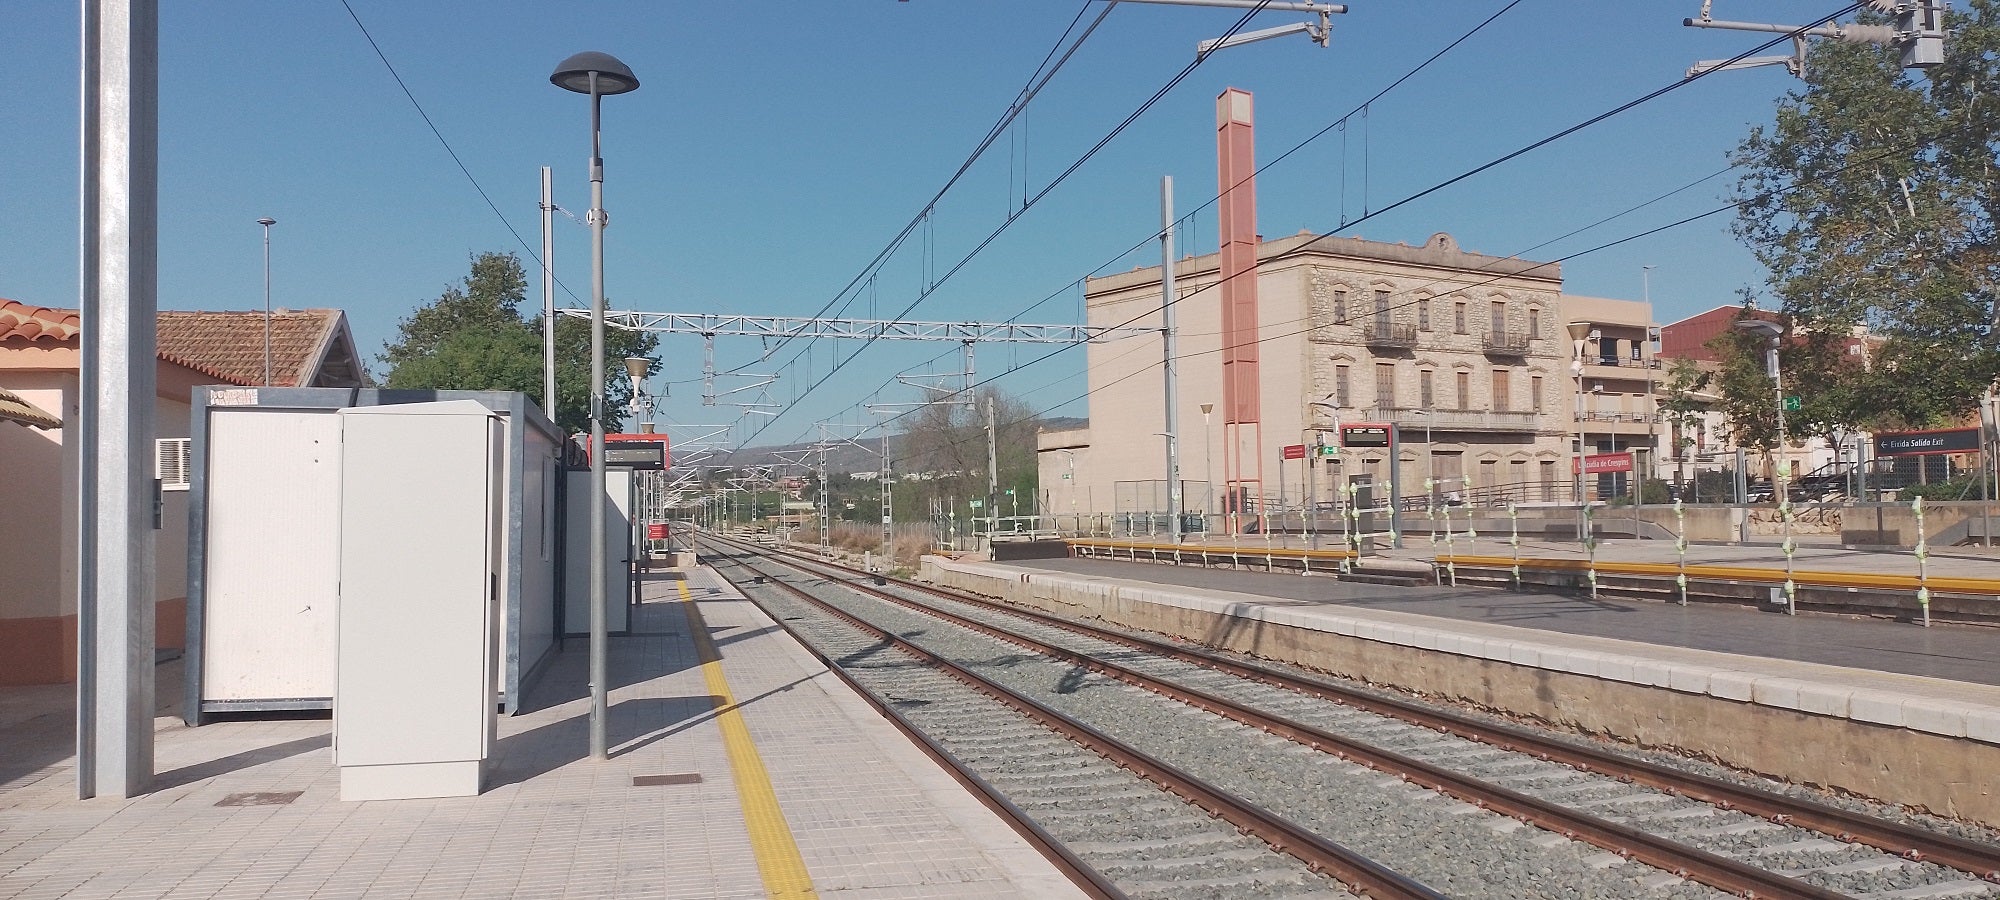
1481,330,1533,355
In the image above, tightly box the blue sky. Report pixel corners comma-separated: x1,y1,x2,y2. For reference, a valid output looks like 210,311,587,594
3,2,1857,447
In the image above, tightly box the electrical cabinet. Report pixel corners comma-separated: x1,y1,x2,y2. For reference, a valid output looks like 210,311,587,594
335,400,502,801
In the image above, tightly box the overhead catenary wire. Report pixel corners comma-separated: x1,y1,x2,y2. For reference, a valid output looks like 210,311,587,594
765,0,1530,448
830,3,1873,455
886,104,1960,466
723,2,1281,456
338,0,588,309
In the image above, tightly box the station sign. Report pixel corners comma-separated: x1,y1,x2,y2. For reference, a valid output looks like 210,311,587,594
602,441,666,470
1340,423,1391,448
1281,444,1307,460
1572,452,1634,474
1874,427,1980,457
645,523,669,540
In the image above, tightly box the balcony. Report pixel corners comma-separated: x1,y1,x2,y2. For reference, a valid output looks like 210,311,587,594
1361,321,1418,349
1482,330,1533,356
1353,407,1541,433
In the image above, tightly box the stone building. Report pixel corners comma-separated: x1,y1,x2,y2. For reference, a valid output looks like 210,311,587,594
1037,230,1656,526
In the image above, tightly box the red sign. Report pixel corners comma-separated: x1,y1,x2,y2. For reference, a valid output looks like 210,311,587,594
1282,444,1307,460
1572,452,1634,475
645,523,669,540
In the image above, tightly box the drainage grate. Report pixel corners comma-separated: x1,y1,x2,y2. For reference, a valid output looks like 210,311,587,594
631,773,702,787
215,791,303,807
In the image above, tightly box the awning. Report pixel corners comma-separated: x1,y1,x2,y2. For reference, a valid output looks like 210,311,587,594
0,387,61,429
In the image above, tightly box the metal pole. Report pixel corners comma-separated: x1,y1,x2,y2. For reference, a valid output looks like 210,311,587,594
78,0,158,800
1388,425,1404,548
586,74,609,762
986,397,999,539
1575,366,1587,545
541,166,557,421
258,217,274,385
1161,176,1183,542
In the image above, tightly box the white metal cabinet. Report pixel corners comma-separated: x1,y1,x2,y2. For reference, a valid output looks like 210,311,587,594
335,401,501,801
200,408,341,704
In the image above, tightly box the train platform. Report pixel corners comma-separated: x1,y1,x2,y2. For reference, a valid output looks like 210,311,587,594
922,552,2000,823
0,566,1084,899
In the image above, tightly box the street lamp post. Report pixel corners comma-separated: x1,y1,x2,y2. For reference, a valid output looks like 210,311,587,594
1734,319,1788,493
1200,402,1215,534
257,217,275,386
1307,397,1340,552
551,50,640,763
1566,322,1594,545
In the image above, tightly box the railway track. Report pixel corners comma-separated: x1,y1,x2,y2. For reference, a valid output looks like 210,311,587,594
700,533,2000,899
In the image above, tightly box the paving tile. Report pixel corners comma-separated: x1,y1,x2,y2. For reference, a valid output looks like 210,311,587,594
0,564,1081,899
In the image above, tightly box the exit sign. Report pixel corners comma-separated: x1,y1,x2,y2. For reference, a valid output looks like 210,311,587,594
1783,396,1801,412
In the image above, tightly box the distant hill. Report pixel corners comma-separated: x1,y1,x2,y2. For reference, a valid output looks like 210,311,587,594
706,416,1089,475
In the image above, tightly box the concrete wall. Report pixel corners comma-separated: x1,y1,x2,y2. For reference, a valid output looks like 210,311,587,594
922,557,2000,827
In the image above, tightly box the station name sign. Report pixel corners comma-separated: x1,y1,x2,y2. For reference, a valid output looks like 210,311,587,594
1873,428,1980,457
1340,423,1391,448
602,441,666,470
1572,452,1634,474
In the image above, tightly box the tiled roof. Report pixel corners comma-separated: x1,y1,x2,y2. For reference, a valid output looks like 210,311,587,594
156,309,346,387
0,300,80,342
0,387,61,429
0,299,361,388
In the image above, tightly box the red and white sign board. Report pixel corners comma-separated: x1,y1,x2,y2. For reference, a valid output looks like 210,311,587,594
1281,444,1307,460
1572,452,1634,475
645,523,669,541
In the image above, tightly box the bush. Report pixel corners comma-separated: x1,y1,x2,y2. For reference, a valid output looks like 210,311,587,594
1897,475,1991,502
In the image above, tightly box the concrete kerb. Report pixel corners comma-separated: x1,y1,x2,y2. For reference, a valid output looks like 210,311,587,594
920,554,2000,827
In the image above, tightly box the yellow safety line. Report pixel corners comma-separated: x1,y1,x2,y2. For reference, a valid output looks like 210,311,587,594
1443,554,2000,595
676,579,818,899
1061,538,1999,594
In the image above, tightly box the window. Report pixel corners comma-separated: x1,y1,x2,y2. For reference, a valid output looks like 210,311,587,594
1492,369,1510,412
1490,301,1506,336
1540,460,1557,498
1631,343,1643,361
1335,365,1351,408
1531,375,1544,412
1453,301,1467,334
1417,299,1431,331
1455,371,1470,410
1419,370,1434,408
1374,363,1396,409
1528,308,1541,340
1373,290,1391,335
1332,289,1347,323
155,438,191,492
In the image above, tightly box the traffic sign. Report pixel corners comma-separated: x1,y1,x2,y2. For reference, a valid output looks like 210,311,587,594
1282,444,1307,460
969,499,984,509
1782,396,1801,412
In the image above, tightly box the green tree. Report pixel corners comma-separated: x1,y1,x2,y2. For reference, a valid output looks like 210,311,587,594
381,251,658,433
1730,3,2000,429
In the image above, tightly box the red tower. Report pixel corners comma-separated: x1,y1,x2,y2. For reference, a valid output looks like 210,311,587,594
1216,88,1263,532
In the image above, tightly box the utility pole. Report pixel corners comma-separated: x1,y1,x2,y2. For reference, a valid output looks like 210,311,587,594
540,167,557,420
986,396,1000,541
1161,175,1183,542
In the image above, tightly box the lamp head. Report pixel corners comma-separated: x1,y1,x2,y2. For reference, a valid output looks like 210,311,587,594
622,357,650,380
256,217,276,227
1734,318,1784,340
551,51,640,95
1199,402,1214,415
1564,321,1593,343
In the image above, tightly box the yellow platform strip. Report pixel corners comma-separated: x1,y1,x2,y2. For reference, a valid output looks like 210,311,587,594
677,579,818,899
1442,555,2000,595
1060,538,1997,595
